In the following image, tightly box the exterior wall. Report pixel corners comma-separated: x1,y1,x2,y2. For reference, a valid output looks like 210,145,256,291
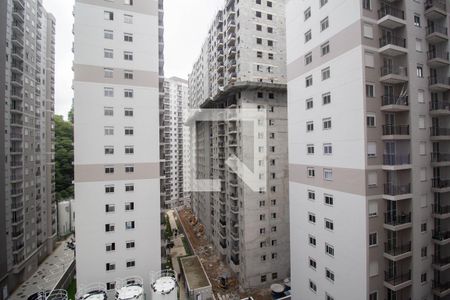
73,0,162,294
0,0,56,298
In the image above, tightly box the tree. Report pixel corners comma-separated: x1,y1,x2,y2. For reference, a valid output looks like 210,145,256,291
55,112,74,201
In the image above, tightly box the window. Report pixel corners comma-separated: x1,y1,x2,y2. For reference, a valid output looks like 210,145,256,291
309,258,317,269
321,42,330,56
363,23,374,39
325,219,334,230
418,90,425,103
369,232,377,246
368,142,377,157
417,65,424,78
268,53,274,60
321,67,330,80
105,166,114,174
126,241,135,249
105,185,115,193
105,223,115,232
322,92,331,104
309,280,317,292
104,87,114,97
256,37,262,44
271,253,277,260
267,27,273,33
421,246,427,258
305,30,312,43
105,204,115,213
104,30,113,39
124,14,133,24
307,121,314,132
125,184,135,192
369,292,378,300
306,75,313,87
326,295,334,300
267,14,272,20
324,194,333,205
367,114,376,127
366,84,374,97
104,48,113,58
126,260,135,268
326,269,335,282
124,70,134,79
125,127,134,136
323,143,332,155
106,263,115,271
308,190,315,201
304,7,311,20
364,52,375,68
104,68,113,78
306,98,313,109
125,202,135,211
368,201,378,217
125,164,134,173
305,52,312,65
307,144,315,155
307,167,315,177
256,0,261,3
104,107,114,116
105,146,114,155
124,89,134,98
261,255,267,262
415,38,422,52
124,51,133,61
125,221,135,230
267,40,273,46
324,169,333,181
124,108,134,117
104,127,114,135
421,272,427,283
421,222,427,232
257,51,263,58
323,118,332,130
106,243,116,252
267,1,272,7
124,0,133,5
320,17,329,31
414,14,421,27
124,33,133,42
125,146,134,154
309,235,316,246
256,11,262,18
362,0,371,10
308,212,316,223
325,243,334,256
104,11,114,20
261,275,267,283
320,0,328,7
368,172,377,187
419,115,426,129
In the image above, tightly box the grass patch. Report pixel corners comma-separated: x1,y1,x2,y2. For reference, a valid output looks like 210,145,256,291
181,236,193,256
67,279,76,300
164,215,173,240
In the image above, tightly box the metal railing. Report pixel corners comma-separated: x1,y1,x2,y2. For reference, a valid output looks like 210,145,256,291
431,127,450,137
380,36,406,48
383,154,410,165
384,270,411,286
384,212,412,226
384,183,411,195
378,5,405,20
380,65,408,77
384,242,411,256
382,95,408,106
382,125,410,135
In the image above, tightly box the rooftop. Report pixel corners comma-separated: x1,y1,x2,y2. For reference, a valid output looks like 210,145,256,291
180,255,211,291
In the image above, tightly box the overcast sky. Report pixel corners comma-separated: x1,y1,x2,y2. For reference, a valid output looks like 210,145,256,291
43,0,223,118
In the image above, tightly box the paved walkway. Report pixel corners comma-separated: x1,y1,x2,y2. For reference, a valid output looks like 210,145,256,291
10,235,75,300
167,210,188,300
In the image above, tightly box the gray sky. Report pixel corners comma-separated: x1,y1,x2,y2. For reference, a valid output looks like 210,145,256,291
43,0,223,118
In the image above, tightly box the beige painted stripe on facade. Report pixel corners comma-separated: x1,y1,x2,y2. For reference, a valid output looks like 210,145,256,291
287,20,362,81
75,163,160,182
76,0,158,16
289,163,383,196
74,64,159,88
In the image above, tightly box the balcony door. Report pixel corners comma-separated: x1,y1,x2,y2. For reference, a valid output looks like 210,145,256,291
382,29,393,42
386,288,397,300
386,200,397,223
383,57,394,72
386,228,397,248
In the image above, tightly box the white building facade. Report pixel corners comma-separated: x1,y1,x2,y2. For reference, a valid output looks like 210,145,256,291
73,0,164,293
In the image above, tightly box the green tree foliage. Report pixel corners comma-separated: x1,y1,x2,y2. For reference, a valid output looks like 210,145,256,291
55,112,74,201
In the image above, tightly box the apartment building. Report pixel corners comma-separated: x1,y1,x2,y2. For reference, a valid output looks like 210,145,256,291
0,0,56,298
188,0,290,289
287,0,450,299
162,77,189,209
73,0,164,293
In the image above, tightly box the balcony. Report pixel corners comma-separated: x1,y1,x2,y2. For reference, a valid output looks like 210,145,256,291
433,255,450,271
11,215,24,225
425,0,447,20
430,101,450,115
380,65,408,84
382,154,411,170
384,270,411,291
433,230,450,245
382,125,410,140
433,281,450,297
431,127,450,140
231,254,239,266
381,95,409,112
11,188,23,197
429,76,450,91
428,49,450,67
220,239,227,249
384,242,412,261
379,36,407,56
383,183,411,200
384,212,412,230
377,5,406,29
427,25,449,44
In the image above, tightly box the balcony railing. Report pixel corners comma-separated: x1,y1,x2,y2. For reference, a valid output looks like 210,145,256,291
431,127,450,137
380,36,406,48
426,24,448,36
380,65,408,77
433,230,450,241
429,76,450,86
383,154,410,165
430,101,450,112
427,49,449,60
384,183,411,195
432,178,450,189
432,152,450,163
384,242,411,257
382,95,408,106
384,212,411,226
433,255,450,266
384,270,411,286
382,125,410,135
425,0,447,11
433,204,450,214
378,5,405,20
433,281,450,293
